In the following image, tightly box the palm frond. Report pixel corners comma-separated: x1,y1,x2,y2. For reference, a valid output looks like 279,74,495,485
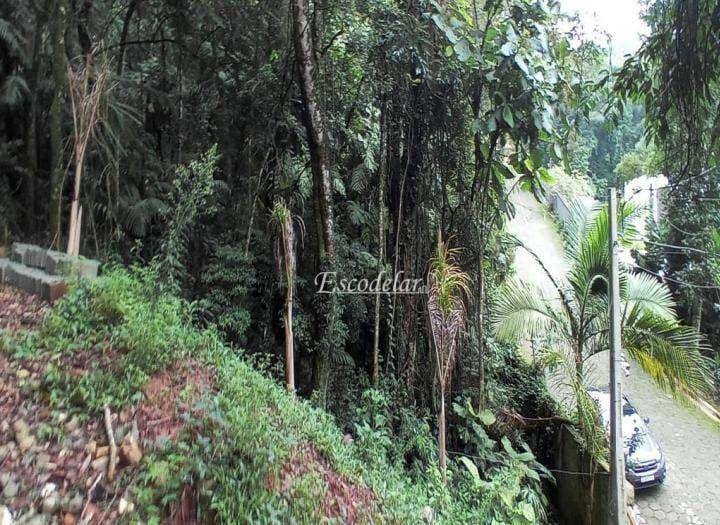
0,75,28,108
119,196,168,237
492,278,567,343
566,200,642,309
347,200,370,226
541,347,607,458
427,240,469,387
562,198,600,262
623,314,714,396
0,18,27,65
328,346,355,366
623,272,676,322
350,163,369,192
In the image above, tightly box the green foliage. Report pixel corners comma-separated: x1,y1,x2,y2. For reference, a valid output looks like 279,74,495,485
495,198,714,461
352,386,437,473
483,341,556,423
496,199,714,397
3,269,557,523
11,267,216,411
430,0,573,195
613,1,720,389
451,400,553,524
199,246,255,344
565,105,646,196
613,142,661,185
547,166,595,201
154,146,220,294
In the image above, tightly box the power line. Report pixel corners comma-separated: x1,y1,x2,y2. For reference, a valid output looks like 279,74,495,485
665,217,697,237
632,264,720,290
629,238,713,255
624,166,719,199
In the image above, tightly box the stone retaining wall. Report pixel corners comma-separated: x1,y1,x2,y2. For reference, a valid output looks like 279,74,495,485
0,243,100,301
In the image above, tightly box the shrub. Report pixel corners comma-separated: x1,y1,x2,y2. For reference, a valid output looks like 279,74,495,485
12,266,220,410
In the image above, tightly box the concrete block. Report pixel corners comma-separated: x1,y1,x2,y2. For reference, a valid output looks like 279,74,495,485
40,277,68,302
45,251,100,279
10,243,33,264
44,251,73,276
24,245,51,269
76,258,100,279
6,262,38,294
5,262,66,300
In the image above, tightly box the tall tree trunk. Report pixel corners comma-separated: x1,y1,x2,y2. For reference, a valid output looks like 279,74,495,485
67,159,83,255
116,0,139,75
372,101,388,387
275,203,297,393
291,0,335,260
285,284,295,392
23,101,37,236
23,4,48,236
49,0,68,249
291,0,337,404
477,256,485,408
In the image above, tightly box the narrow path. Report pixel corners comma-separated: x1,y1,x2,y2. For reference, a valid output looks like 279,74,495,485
508,189,720,525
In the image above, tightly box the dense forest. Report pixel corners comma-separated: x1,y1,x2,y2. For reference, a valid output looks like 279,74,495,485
0,0,719,523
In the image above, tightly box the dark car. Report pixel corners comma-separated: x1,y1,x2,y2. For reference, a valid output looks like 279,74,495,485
588,388,667,489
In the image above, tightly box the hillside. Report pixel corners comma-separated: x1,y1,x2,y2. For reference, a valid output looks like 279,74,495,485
0,271,550,525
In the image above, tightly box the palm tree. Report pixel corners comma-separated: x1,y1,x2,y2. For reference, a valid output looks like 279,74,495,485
494,197,713,519
494,198,713,399
271,200,302,393
66,56,112,256
427,239,470,482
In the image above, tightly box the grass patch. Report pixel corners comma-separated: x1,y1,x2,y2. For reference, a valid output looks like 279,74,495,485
1,267,552,524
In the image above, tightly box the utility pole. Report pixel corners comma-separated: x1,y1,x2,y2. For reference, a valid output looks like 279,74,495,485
608,188,626,524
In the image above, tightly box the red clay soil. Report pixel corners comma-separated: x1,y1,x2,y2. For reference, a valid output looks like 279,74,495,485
268,444,377,524
0,283,216,524
136,359,215,444
0,284,49,331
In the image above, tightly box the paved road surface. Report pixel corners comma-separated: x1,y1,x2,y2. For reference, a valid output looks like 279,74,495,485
508,190,720,525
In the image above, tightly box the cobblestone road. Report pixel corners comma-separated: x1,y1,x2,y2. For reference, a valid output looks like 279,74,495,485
509,190,720,525
588,353,720,525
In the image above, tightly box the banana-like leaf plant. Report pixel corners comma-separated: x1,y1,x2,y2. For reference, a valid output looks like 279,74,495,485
427,239,470,482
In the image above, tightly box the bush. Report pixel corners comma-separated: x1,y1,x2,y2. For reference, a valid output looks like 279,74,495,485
199,246,255,344
10,266,219,410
